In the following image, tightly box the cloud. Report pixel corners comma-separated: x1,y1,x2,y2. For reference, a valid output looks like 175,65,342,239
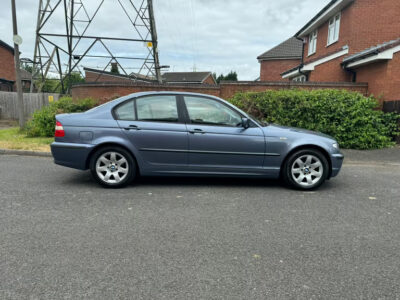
0,0,329,80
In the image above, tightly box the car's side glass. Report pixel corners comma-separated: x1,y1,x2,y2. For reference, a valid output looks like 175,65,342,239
136,95,179,123
184,96,242,127
115,100,135,120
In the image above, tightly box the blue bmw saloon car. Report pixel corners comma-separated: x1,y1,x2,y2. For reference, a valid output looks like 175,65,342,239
51,91,343,189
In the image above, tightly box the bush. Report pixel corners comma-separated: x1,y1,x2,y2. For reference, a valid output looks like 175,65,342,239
229,89,399,150
26,97,97,137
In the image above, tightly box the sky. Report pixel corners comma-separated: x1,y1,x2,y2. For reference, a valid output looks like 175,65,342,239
0,0,329,80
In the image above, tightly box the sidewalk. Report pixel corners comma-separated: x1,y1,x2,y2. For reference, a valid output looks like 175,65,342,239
342,146,400,165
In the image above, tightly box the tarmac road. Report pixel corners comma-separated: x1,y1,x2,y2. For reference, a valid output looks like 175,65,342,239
1,154,400,299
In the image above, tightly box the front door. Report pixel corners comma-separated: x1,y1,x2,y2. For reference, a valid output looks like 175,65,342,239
183,95,265,171
116,95,188,168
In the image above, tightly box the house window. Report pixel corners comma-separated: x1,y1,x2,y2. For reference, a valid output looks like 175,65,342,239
327,13,341,45
308,30,317,56
292,75,307,82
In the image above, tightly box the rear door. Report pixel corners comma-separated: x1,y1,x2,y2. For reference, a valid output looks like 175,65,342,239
115,94,188,167
182,95,265,171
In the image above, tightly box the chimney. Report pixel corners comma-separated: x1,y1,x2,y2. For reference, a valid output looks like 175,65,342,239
110,62,119,74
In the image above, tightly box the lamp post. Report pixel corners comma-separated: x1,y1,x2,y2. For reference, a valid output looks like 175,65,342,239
11,0,25,128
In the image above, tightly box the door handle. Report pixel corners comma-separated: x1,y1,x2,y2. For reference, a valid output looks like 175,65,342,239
189,129,205,134
124,125,141,130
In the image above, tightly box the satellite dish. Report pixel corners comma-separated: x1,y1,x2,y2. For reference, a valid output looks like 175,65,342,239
13,35,23,46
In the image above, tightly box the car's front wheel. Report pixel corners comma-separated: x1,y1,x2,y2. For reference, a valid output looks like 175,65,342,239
90,146,136,188
282,149,329,190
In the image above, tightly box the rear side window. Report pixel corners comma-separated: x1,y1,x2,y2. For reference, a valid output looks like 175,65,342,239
136,95,178,123
115,100,135,120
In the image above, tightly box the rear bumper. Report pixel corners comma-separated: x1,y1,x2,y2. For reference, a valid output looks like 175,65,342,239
330,153,344,178
51,142,95,170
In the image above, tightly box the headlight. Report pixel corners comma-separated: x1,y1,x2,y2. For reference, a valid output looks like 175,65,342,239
332,143,339,149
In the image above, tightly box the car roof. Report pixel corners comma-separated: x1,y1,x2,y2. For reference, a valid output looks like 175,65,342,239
110,91,224,105
125,91,218,97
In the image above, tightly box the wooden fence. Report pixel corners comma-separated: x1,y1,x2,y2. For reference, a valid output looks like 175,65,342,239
0,92,61,120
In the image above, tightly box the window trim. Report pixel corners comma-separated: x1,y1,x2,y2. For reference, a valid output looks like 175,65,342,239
182,95,251,128
327,13,341,46
308,30,318,56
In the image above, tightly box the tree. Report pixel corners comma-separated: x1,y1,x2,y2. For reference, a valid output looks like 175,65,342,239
21,63,33,73
213,71,238,84
39,72,85,93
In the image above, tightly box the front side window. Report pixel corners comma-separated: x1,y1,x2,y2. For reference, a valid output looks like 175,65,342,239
308,30,318,55
136,95,179,122
328,13,341,45
184,96,242,127
115,100,135,120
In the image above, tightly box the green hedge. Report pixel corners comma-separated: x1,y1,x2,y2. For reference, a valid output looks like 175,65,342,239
26,97,97,137
229,89,399,150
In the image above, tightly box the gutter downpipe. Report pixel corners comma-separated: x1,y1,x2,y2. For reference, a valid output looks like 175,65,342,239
295,36,308,81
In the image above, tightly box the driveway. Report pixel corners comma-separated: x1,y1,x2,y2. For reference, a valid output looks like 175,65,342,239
1,152,400,299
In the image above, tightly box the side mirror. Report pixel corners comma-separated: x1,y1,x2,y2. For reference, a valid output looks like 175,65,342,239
241,117,250,129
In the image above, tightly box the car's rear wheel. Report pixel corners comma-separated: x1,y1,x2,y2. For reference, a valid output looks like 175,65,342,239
90,146,136,188
282,149,329,190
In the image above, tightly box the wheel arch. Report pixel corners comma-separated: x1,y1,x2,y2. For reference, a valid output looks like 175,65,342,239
86,142,141,175
280,144,332,179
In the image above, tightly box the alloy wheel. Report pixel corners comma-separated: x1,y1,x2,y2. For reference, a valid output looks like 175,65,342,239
291,154,323,187
95,151,129,184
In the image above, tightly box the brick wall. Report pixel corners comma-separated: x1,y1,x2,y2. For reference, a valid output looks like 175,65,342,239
72,82,221,101
72,81,369,102
348,0,400,54
260,59,300,81
308,58,352,82
356,52,400,102
0,46,15,83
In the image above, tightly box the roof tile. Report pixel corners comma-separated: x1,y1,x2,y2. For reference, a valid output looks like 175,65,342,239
257,37,303,60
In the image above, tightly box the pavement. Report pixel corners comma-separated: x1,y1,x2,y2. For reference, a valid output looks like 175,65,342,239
0,152,400,299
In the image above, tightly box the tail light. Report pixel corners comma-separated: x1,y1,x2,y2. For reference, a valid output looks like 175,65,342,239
55,120,65,137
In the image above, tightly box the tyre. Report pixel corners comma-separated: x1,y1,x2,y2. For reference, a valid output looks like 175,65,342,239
89,146,136,188
282,149,329,190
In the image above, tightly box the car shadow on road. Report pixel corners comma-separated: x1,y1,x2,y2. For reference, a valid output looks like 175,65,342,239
62,170,335,191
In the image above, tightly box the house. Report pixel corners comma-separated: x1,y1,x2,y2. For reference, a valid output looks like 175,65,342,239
257,37,303,81
161,72,217,85
280,0,400,102
84,67,156,84
0,40,16,91
0,40,32,92
85,67,217,85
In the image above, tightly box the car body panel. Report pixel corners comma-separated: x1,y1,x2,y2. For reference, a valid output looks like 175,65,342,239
186,124,266,169
117,120,189,168
51,91,344,180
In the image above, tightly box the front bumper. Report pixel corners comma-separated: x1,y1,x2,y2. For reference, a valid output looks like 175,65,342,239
51,142,95,170
330,152,344,178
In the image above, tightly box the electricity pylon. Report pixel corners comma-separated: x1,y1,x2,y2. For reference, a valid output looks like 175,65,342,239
31,0,162,93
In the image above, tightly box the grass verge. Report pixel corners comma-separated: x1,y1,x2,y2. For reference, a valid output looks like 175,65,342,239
0,127,52,152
